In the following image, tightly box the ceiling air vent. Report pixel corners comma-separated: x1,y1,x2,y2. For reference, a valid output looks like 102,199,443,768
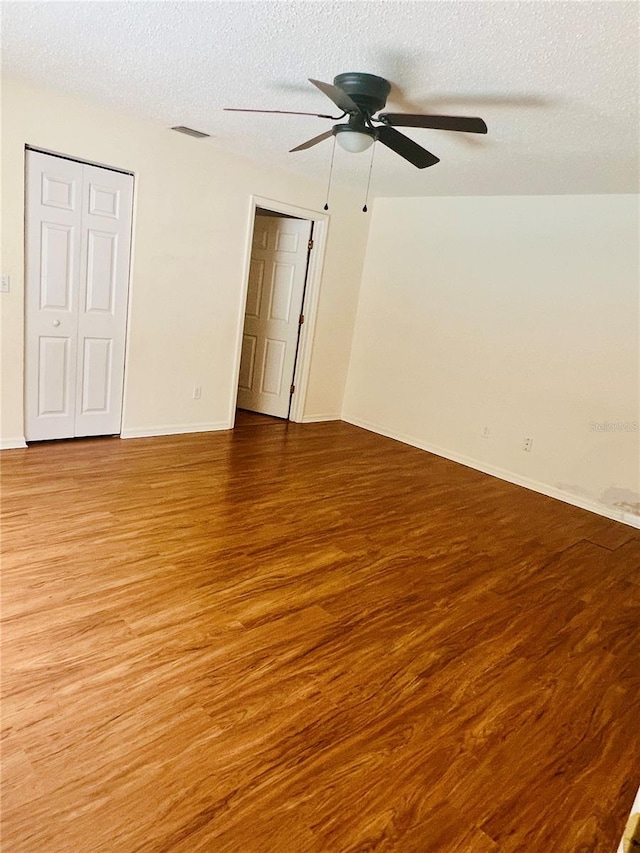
171,126,210,139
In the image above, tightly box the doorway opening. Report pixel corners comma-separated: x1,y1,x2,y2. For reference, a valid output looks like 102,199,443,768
232,197,327,426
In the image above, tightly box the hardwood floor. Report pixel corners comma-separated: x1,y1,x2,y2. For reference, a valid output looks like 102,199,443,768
235,408,287,426
1,419,639,852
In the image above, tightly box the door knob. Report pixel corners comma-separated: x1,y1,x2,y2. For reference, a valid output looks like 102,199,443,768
52,320,61,327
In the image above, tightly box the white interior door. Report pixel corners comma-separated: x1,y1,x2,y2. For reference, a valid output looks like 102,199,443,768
25,151,133,441
237,214,312,418
25,154,81,441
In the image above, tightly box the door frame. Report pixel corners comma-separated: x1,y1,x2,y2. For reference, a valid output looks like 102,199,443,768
230,195,328,425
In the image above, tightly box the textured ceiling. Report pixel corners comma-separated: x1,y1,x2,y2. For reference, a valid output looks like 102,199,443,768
2,1,639,197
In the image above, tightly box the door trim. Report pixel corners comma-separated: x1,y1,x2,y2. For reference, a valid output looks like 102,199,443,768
230,196,328,425
25,145,134,177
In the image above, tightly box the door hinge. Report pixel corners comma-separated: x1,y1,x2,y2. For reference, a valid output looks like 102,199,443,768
308,239,314,250
298,313,304,326
290,384,295,395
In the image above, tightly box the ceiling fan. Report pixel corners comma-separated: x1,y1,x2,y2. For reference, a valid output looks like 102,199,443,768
225,72,488,168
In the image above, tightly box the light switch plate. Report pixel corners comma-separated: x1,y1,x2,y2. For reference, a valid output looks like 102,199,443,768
1,275,10,293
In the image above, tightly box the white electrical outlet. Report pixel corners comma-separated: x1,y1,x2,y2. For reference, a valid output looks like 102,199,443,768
523,437,533,452
193,385,202,400
1,275,10,293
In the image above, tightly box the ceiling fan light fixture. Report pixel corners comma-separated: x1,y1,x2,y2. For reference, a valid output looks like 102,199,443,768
333,127,375,153
226,71,485,170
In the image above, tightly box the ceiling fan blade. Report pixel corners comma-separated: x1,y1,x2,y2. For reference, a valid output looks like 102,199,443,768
376,126,440,169
224,108,341,120
309,79,361,115
290,129,334,152
379,114,488,134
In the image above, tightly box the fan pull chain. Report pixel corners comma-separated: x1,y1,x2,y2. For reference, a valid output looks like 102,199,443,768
323,136,337,211
362,141,377,213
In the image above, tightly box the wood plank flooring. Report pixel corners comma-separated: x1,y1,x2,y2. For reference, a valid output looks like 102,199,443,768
1,417,639,852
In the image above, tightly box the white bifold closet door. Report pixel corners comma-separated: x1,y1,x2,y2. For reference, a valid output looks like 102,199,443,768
25,150,133,441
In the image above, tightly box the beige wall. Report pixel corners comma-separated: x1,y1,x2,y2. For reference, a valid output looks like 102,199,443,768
4,78,639,527
1,77,369,444
343,195,640,525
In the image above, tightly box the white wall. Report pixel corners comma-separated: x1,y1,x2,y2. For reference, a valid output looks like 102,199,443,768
0,77,369,445
343,195,640,525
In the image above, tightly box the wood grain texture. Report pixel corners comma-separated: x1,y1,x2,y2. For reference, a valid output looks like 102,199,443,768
2,413,639,852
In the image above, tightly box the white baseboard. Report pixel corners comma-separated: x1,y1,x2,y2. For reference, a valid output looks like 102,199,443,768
120,421,230,439
0,437,28,450
343,415,640,530
299,412,341,423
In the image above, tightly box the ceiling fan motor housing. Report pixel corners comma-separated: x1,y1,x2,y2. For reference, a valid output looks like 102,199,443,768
333,72,391,116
